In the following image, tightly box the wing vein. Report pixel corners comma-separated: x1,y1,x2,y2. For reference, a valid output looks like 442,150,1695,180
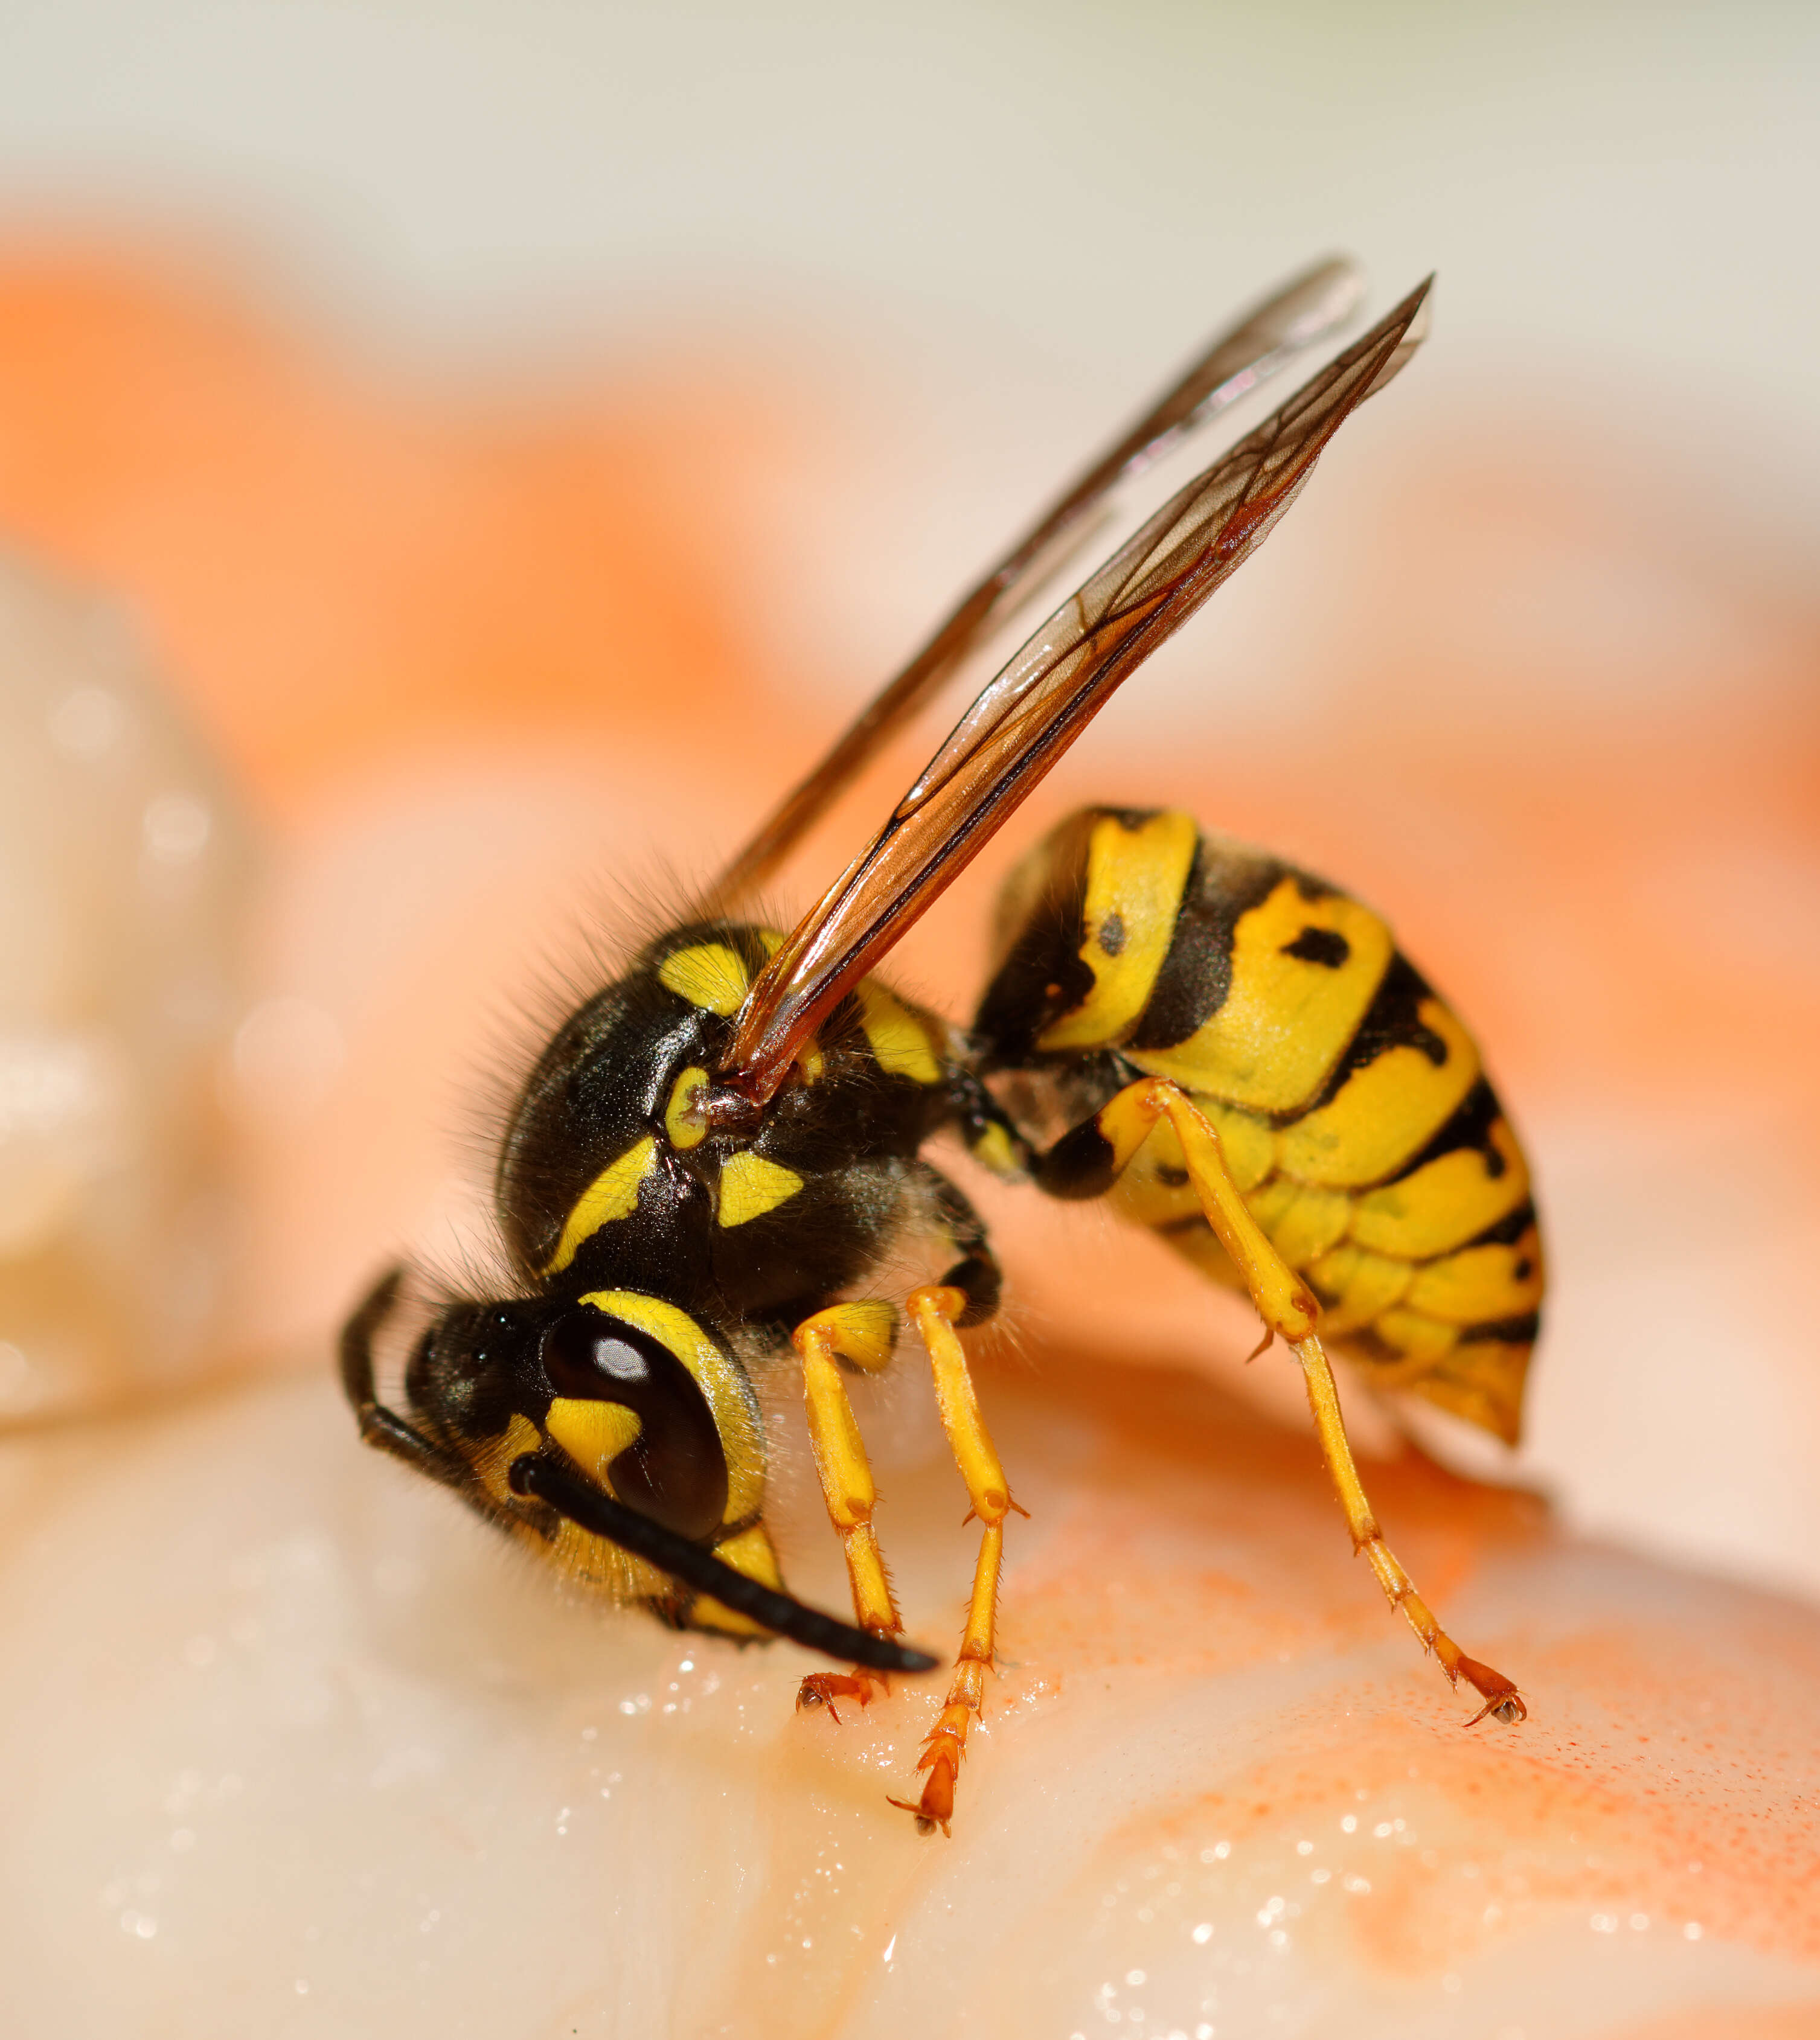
719,276,1434,1106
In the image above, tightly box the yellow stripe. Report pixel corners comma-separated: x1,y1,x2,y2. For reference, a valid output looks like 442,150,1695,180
1245,1176,1353,1268
544,1136,658,1274
1037,810,1199,1053
1132,877,1392,1113
1404,1224,1544,1326
1371,1306,1460,1363
1275,999,1481,1189
659,942,750,1015
579,1289,766,1520
1348,1117,1529,1259
664,1066,710,1150
1304,1241,1414,1334
857,981,944,1084
717,1149,804,1227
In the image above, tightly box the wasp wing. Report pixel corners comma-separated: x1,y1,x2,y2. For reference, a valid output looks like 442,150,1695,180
717,279,1432,1105
711,255,1368,907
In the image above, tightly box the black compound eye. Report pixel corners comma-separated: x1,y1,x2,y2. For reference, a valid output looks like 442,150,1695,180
537,1311,729,1541
542,1316,659,1401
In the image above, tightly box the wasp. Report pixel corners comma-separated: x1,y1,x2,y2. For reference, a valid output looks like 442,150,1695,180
342,258,1535,1837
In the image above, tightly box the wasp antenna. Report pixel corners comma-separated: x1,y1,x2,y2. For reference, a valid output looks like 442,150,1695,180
507,1454,940,1675
339,1263,405,1407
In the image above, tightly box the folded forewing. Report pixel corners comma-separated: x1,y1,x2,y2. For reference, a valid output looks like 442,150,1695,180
712,255,1368,906
719,278,1432,1106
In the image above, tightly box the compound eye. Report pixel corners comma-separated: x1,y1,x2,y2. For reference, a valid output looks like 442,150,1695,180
542,1314,663,1402
537,1311,729,1541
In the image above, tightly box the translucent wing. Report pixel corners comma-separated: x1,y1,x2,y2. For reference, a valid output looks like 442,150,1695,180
717,279,1433,1106
711,255,1368,907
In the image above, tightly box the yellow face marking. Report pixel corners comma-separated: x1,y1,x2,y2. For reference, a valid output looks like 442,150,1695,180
547,1520,672,1602
1037,810,1200,1053
543,1135,658,1274
473,1412,542,1510
857,981,944,1084
688,1523,784,1639
664,1065,710,1150
1274,999,1482,1191
1304,1241,1414,1335
543,1396,642,1484
580,1288,765,1519
475,1411,678,1607
717,1149,804,1228
1132,878,1392,1114
1245,1176,1353,1268
1349,1117,1530,1259
658,942,750,1016
1404,1224,1544,1326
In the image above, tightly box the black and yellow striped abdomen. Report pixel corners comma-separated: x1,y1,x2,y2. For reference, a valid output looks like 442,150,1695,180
975,808,1540,1444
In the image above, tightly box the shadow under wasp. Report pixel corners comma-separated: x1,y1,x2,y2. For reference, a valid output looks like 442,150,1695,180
344,257,1537,1837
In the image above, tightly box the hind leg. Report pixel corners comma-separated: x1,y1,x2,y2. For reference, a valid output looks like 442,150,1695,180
1035,1075,1525,1725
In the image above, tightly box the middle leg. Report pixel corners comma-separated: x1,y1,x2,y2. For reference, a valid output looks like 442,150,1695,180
888,1282,1026,1837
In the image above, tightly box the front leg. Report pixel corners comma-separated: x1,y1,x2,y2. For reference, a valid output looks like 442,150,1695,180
792,1300,907,1721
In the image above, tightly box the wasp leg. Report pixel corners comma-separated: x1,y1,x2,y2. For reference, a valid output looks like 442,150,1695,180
1037,1076,1525,1727
888,1284,1025,1837
792,1302,906,1721
1294,1330,1524,1722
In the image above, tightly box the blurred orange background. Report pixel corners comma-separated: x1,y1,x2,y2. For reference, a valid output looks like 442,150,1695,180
0,216,1815,1610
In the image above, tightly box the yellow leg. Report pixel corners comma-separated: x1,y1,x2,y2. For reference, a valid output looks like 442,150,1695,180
1295,1330,1524,1722
888,1285,1025,1836
792,1302,903,1721
1094,1078,1321,1347
1095,1077,1525,1725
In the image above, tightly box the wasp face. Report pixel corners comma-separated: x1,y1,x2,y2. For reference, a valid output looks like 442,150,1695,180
408,1293,732,1544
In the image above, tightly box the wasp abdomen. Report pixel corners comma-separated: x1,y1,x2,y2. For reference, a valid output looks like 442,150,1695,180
975,808,1542,1444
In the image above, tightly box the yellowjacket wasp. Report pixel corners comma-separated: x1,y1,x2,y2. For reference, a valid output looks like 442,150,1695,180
344,258,1534,1836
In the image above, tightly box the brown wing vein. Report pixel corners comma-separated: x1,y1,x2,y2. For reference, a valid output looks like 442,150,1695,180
718,277,1434,1107
711,255,1367,907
